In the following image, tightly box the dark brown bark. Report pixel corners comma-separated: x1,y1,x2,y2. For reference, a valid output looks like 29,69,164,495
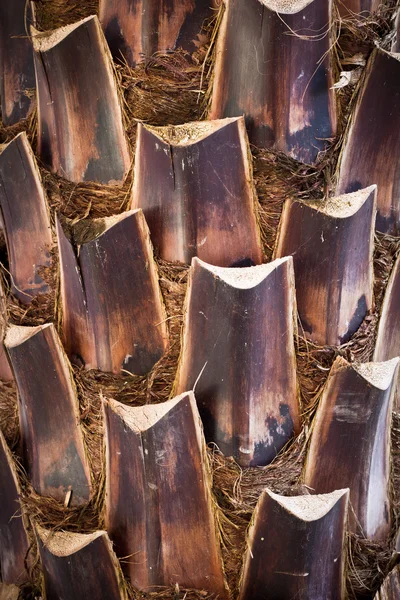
4,324,92,506
104,392,227,595
274,186,376,346
0,429,30,585
99,0,216,66
336,48,400,234
37,527,127,600
393,9,400,52
0,132,53,304
132,117,263,266
336,0,379,17
239,488,349,600
174,256,300,466
209,0,336,164
304,356,399,541
32,15,130,184
56,210,168,375
374,253,400,409
0,0,35,126
374,565,400,599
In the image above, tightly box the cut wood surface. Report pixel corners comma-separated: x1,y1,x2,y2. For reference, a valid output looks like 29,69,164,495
374,565,400,599
32,15,130,184
4,324,91,506
0,583,20,600
0,429,30,585
132,117,263,266
0,0,35,126
374,253,400,409
99,0,216,66
304,356,399,541
336,48,400,234
174,256,300,466
104,392,227,595
37,527,127,600
209,0,336,163
239,488,349,600
56,210,168,375
0,132,53,304
274,186,376,346
336,0,379,17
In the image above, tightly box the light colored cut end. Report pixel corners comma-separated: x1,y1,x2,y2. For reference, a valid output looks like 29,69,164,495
258,0,315,13
71,209,141,245
354,357,400,390
266,488,349,521
299,185,376,219
106,391,195,432
4,323,53,349
193,256,292,289
0,132,28,159
144,117,242,146
32,15,97,52
37,526,106,557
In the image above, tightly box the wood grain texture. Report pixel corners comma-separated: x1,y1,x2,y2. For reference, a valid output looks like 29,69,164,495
56,210,168,375
336,0,379,17
393,10,400,52
174,257,300,466
4,324,92,506
0,0,35,126
374,253,400,409
37,528,127,600
0,429,30,585
336,49,400,234
239,488,349,600
374,565,400,599
274,186,376,346
132,117,263,266
99,0,216,66
0,133,53,304
32,15,130,184
104,392,227,595
304,356,399,541
0,584,19,600
209,0,336,164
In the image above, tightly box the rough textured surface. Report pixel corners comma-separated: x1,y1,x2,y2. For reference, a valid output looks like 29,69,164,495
174,257,300,466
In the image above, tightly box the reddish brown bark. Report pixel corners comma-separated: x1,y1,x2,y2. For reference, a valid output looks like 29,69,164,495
174,257,300,466
104,392,227,596
239,488,349,600
0,132,53,304
0,429,30,585
132,117,263,266
274,186,376,346
304,356,399,540
0,0,35,126
210,0,336,163
56,210,168,375
336,48,400,234
32,16,130,184
374,565,400,599
99,0,217,66
5,324,92,506
37,528,127,600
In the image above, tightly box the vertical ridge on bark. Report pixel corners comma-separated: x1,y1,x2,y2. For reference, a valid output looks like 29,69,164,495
36,527,127,600
4,323,92,506
209,0,336,164
56,210,168,375
336,48,400,234
274,186,376,346
32,15,130,184
0,132,53,304
0,0,35,126
99,0,216,66
104,392,227,596
131,117,263,266
374,565,400,599
304,356,399,541
374,253,400,409
239,488,349,600
0,429,30,585
174,256,300,467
